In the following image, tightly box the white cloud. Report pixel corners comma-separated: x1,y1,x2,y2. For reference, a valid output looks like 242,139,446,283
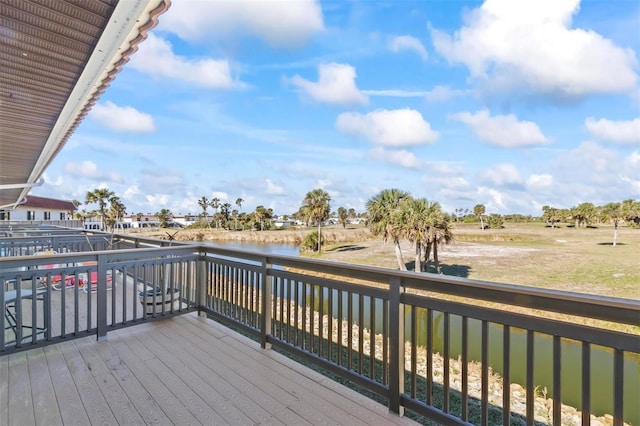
478,187,507,211
130,34,240,89
452,109,549,148
63,161,122,183
548,142,639,203
144,194,171,210
430,0,638,98
210,191,229,202
89,101,155,133
42,172,63,187
160,0,324,48
369,147,422,169
388,35,428,61
138,168,187,194
622,152,640,194
480,163,524,187
287,63,368,106
527,174,554,188
265,178,286,195
585,117,640,145
363,89,430,97
424,85,469,102
336,108,439,147
362,86,470,100
123,185,140,201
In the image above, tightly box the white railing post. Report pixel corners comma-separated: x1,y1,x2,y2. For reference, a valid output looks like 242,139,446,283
388,276,405,415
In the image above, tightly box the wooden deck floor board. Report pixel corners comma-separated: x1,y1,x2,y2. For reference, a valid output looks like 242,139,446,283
155,317,305,424
8,351,34,426
134,326,256,425
165,316,312,425
43,344,91,425
26,348,63,426
4,313,416,426
74,338,146,426
93,336,173,425
59,338,119,425
149,320,283,426
109,336,202,425
171,314,413,426
0,351,8,426
175,315,391,426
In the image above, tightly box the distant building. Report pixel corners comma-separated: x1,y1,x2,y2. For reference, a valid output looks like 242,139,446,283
274,219,296,228
172,215,198,227
0,195,76,221
123,214,160,228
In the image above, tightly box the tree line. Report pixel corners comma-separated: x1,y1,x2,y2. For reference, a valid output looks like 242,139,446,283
77,186,638,251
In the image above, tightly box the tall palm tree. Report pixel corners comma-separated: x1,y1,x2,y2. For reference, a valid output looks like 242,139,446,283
423,208,453,274
337,207,348,229
254,205,270,231
85,187,115,231
400,197,440,272
473,204,486,230
209,197,220,228
366,189,410,270
302,188,331,252
220,202,232,229
602,202,623,246
198,197,209,222
235,198,244,211
107,196,126,231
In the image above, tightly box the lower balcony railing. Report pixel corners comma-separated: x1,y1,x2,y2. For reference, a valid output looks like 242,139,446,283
1,232,638,426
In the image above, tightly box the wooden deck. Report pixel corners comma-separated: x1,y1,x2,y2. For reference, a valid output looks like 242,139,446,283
0,312,417,425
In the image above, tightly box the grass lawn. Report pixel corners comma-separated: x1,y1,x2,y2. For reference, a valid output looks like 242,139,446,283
319,222,639,301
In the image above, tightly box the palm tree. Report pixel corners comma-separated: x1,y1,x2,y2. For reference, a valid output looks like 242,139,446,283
602,202,623,246
231,209,239,230
235,198,244,211
400,197,440,272
337,207,348,229
85,187,115,231
366,189,410,270
570,202,595,228
254,205,267,231
69,199,81,221
302,189,331,252
473,204,486,230
209,197,220,228
155,208,173,228
423,209,453,273
542,206,562,228
198,197,209,223
297,205,311,227
107,196,126,231
220,202,232,229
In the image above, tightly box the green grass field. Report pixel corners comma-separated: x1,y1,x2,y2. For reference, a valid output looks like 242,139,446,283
318,222,639,301
449,222,639,300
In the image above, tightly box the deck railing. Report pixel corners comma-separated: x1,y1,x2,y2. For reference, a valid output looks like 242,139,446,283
1,231,638,425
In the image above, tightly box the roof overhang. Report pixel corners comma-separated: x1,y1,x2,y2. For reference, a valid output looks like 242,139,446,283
0,0,170,210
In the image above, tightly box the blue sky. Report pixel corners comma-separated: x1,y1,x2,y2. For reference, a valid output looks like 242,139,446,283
38,0,640,217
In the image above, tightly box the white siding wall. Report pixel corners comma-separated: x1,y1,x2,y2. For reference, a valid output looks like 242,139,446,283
5,207,69,221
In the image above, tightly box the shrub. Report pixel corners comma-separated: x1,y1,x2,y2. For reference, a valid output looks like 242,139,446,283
300,231,323,252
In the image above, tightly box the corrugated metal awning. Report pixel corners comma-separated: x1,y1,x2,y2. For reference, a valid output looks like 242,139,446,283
0,0,170,209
